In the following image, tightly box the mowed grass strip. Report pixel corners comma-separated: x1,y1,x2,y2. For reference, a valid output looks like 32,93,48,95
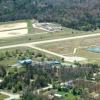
27,20,46,34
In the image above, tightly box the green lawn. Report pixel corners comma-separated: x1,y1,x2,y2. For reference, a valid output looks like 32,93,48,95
58,91,80,100
0,46,61,66
0,58,17,66
27,20,46,34
0,47,31,65
0,47,30,66
8,66,26,74
0,93,9,100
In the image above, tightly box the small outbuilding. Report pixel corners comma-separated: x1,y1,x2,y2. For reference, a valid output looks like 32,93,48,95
18,59,32,65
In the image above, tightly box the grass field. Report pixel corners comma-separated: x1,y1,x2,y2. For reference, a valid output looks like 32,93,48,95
27,20,46,34
0,19,100,46
0,93,9,100
37,36,100,64
0,47,31,66
0,19,47,39
0,46,60,66
0,27,99,47
57,91,80,100
76,48,100,65
0,20,100,64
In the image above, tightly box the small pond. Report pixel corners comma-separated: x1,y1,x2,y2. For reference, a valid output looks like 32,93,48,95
87,46,100,53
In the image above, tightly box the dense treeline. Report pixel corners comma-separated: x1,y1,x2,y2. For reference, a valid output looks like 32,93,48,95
0,0,100,31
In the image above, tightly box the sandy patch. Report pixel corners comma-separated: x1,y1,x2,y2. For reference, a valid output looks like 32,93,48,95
64,56,87,62
0,22,27,31
0,29,28,39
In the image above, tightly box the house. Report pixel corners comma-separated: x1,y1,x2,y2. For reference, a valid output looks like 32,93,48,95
60,80,73,89
18,59,32,65
54,94,62,98
45,61,61,65
53,94,63,100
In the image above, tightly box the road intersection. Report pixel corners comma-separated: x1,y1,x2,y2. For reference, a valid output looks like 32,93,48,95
0,32,100,62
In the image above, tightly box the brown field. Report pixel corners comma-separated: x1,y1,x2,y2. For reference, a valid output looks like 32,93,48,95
37,36,100,64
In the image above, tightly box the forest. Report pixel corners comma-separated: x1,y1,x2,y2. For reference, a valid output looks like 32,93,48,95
0,0,100,31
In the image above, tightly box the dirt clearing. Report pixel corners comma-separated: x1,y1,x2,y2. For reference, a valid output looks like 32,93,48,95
0,22,27,31
0,29,28,39
0,22,28,39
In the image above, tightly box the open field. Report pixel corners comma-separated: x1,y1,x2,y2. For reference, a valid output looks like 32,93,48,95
0,93,9,100
0,46,60,66
0,27,99,46
0,22,28,39
0,20,47,39
27,20,46,34
37,36,100,55
1,19,100,47
76,48,100,65
0,20,100,64
0,29,28,39
57,91,80,100
1,32,100,63
0,22,27,31
37,36,100,64
0,47,30,66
